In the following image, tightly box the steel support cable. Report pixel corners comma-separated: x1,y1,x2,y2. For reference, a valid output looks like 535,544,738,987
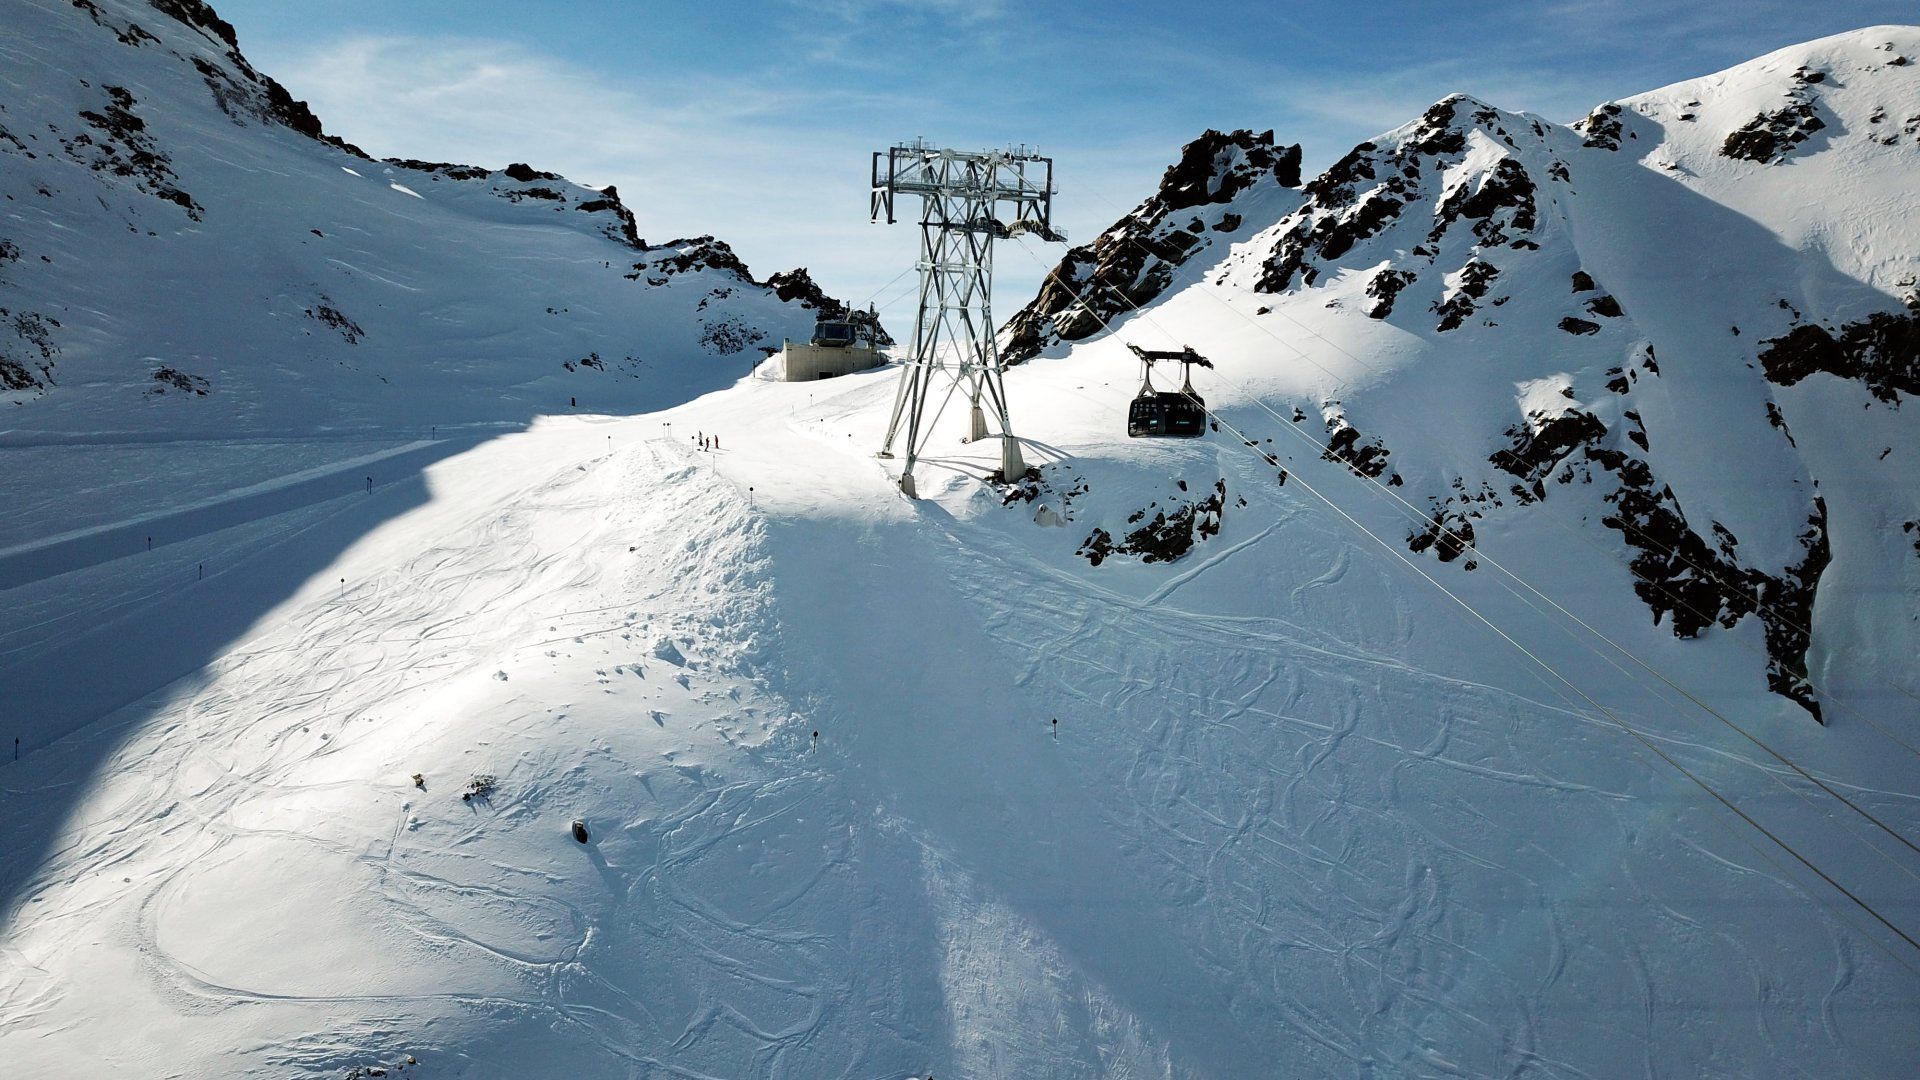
1192,396,1920,956
998,233,1920,941
1011,240,1905,813
861,261,918,308
1078,270,1920,862
1097,268,1920,764
1037,245,1920,871
1069,185,1920,732
1016,182,1920,755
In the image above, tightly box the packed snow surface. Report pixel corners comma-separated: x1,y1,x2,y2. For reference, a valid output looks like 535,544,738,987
4,6,1920,1078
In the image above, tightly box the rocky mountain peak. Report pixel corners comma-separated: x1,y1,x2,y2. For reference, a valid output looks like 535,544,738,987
0,0,854,413
1001,128,1303,364
1156,128,1302,211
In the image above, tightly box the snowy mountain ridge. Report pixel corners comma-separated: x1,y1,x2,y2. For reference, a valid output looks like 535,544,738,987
0,0,845,431
1009,25,1920,721
1,10,1917,1079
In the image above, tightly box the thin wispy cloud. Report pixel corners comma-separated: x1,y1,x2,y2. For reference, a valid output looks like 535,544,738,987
224,0,1918,322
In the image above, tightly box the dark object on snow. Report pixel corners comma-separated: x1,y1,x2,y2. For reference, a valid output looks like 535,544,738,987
462,774,497,802
571,819,590,843
411,773,424,789
1126,345,1210,438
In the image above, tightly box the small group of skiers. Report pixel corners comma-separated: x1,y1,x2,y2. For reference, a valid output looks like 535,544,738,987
693,432,720,452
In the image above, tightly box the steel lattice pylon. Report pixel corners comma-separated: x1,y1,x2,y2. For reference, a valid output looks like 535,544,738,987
872,140,1064,498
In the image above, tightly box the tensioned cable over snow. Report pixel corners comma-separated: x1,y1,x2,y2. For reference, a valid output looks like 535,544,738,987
1048,244,1920,869
1003,235,1920,962
1070,183,1920,735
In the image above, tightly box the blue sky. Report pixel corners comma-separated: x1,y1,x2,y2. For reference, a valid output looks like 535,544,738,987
217,0,1915,323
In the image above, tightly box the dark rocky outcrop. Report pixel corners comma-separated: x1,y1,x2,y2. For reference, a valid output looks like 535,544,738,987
575,185,642,248
384,159,490,180
1574,103,1626,150
1430,158,1537,247
149,0,369,159
697,317,765,355
1491,410,1608,500
1365,268,1416,319
66,85,202,218
1321,411,1396,481
1434,259,1499,332
1473,408,1829,718
764,268,848,317
1758,501,1829,719
1076,480,1228,566
1722,99,1826,163
149,366,210,395
69,0,162,46
502,162,562,183
1758,310,1920,402
1407,506,1476,563
1255,96,1547,326
1,309,59,392
1002,129,1301,364
305,300,363,343
638,236,756,281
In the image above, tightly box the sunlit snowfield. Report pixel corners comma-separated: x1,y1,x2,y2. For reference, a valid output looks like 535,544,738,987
3,2,1919,1075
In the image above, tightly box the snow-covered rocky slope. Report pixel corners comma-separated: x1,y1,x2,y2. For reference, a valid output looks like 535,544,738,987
1009,27,1920,724
0,0,841,436
3,11,1918,1079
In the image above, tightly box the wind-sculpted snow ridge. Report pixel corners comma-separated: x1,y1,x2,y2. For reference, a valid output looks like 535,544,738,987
0,0,850,422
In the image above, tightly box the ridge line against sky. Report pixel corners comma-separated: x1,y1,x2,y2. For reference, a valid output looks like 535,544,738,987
212,0,1916,322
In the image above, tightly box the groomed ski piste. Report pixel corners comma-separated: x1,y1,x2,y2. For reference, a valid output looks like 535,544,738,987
4,5,1920,1077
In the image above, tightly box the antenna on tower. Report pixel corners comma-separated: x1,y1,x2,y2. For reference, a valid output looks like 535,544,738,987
870,143,1065,498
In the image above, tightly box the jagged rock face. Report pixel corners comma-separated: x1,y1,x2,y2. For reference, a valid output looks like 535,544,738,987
0,0,855,419
1574,103,1628,150
1001,129,1301,364
1759,309,1920,401
1437,393,1836,718
1722,100,1826,162
763,268,849,318
1077,479,1229,566
1021,28,1920,719
1252,96,1571,339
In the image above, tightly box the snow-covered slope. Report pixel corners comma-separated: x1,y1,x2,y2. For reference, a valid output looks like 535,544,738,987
0,0,842,438
1011,26,1920,724
3,14,1919,1080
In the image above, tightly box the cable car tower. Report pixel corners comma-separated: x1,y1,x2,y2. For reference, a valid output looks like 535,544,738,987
872,140,1064,497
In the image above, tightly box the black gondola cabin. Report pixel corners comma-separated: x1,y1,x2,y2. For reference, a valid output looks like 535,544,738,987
1126,345,1210,438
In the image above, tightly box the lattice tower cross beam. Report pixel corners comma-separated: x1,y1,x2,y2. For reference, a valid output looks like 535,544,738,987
871,144,1061,497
